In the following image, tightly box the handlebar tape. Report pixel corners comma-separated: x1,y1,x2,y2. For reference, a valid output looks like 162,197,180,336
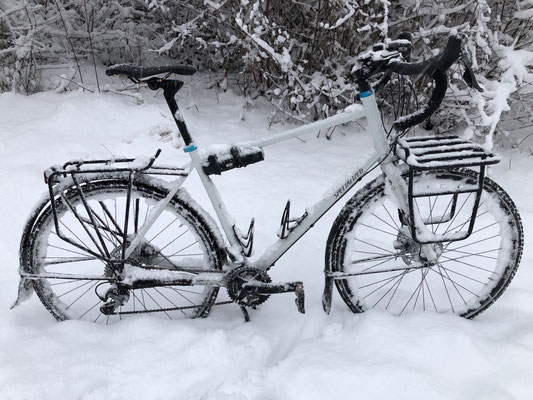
392,69,447,131
385,34,464,131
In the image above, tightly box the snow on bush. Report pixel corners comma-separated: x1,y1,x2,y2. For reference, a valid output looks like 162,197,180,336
0,0,531,146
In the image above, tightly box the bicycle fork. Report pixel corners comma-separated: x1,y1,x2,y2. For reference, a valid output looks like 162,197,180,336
361,92,439,263
322,91,439,314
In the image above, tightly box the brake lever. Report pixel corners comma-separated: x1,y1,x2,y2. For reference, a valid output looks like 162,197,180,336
460,44,484,92
386,35,413,62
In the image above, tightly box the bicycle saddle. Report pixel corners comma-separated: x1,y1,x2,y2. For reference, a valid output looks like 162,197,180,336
105,64,196,79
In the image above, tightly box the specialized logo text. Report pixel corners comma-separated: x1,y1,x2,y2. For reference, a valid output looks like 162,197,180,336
334,168,364,197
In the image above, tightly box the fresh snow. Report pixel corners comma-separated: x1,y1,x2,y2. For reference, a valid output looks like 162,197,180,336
1,79,533,399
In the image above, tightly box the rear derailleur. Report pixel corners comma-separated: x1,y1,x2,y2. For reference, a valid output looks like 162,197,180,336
98,286,130,315
225,266,305,322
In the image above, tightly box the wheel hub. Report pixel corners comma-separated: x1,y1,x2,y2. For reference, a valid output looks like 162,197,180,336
395,229,443,266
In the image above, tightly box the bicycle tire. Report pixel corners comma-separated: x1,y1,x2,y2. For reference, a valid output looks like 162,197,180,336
20,176,226,323
325,168,523,318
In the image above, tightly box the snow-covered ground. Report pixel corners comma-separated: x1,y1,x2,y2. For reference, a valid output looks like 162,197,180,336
1,78,532,399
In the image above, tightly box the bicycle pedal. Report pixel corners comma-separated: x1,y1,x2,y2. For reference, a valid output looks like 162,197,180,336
241,280,305,313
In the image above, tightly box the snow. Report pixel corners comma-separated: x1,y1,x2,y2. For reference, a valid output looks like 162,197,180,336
204,0,224,10
1,79,533,399
235,16,294,73
343,103,365,114
475,45,533,150
121,265,225,286
320,0,356,30
514,7,533,19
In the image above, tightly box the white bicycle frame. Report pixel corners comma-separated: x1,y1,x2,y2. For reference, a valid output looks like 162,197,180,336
124,90,411,271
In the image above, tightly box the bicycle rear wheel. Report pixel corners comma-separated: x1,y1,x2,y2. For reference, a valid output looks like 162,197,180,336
20,177,225,323
326,169,523,318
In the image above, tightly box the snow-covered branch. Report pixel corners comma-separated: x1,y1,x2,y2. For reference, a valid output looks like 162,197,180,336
0,0,531,146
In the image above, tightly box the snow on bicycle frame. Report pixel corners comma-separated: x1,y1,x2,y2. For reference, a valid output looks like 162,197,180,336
14,32,514,320
16,34,480,291
208,33,496,266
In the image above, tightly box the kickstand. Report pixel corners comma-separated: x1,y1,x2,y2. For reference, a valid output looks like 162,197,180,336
240,306,250,322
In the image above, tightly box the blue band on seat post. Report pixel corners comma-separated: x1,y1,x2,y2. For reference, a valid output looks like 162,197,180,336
184,145,197,153
360,90,374,98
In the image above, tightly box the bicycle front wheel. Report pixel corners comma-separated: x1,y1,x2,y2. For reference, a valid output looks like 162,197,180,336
20,177,225,323
326,169,523,318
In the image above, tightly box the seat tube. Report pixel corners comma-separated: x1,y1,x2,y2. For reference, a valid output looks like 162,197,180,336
161,83,240,251
162,82,195,147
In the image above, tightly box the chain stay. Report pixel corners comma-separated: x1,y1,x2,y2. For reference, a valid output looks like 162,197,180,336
114,300,234,315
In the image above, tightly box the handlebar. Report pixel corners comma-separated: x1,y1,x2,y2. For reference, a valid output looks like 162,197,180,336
356,33,482,132
388,34,463,131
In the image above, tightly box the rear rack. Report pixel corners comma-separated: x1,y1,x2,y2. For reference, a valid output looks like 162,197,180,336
44,149,187,184
395,135,500,244
43,149,189,265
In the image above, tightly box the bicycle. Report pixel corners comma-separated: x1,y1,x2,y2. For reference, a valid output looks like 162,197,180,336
13,33,523,323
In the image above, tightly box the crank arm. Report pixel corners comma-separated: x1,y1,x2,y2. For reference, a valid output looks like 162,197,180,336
242,281,305,313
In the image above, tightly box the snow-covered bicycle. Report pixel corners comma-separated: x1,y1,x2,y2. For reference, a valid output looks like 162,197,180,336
14,33,523,323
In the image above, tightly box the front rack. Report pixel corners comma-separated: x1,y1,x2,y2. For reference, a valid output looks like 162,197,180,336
396,135,500,170
395,135,500,244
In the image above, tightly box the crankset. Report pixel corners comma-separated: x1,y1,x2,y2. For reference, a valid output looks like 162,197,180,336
226,266,305,321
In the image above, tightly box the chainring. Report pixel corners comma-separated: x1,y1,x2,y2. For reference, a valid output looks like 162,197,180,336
226,266,272,307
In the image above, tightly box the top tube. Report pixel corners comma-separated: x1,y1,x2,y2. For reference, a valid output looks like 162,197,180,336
245,105,366,148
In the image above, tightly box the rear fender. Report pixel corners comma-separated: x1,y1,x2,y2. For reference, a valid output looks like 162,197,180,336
13,174,228,309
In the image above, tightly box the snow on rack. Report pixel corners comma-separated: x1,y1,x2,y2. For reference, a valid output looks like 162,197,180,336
396,135,501,169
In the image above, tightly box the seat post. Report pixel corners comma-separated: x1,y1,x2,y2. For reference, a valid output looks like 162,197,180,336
161,80,194,146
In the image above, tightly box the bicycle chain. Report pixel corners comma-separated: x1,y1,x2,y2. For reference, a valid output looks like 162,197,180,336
115,300,234,315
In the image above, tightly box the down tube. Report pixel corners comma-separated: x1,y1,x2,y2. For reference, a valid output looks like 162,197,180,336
252,150,382,270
